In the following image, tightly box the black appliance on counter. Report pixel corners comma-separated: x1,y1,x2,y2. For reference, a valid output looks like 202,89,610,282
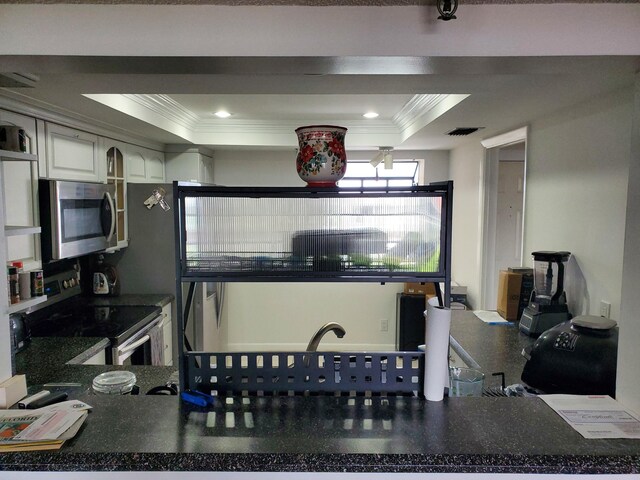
21,262,162,365
519,251,572,337
521,315,618,396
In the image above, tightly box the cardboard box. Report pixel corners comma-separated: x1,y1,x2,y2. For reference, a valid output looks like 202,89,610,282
497,271,523,321
0,374,27,408
404,282,436,296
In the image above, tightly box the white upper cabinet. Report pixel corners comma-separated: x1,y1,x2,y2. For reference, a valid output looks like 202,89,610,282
44,123,104,183
165,149,214,184
126,145,165,183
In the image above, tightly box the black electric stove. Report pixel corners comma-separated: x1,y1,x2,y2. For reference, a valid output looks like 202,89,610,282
26,297,160,347
22,262,161,348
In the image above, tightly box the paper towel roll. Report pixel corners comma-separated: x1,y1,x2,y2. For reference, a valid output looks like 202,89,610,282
423,303,452,401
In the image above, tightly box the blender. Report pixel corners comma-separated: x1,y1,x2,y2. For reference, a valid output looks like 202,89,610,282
519,251,571,336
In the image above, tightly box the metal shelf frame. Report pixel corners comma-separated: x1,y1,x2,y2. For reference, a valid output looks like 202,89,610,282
173,181,453,394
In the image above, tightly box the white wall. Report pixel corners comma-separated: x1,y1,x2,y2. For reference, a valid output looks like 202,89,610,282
525,87,632,321
448,141,485,309
615,77,639,414
212,148,442,351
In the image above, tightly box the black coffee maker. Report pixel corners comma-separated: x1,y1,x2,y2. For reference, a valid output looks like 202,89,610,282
519,251,571,336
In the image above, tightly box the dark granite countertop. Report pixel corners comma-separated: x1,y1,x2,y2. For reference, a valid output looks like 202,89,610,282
0,395,638,473
5,310,638,474
449,311,534,387
14,337,177,395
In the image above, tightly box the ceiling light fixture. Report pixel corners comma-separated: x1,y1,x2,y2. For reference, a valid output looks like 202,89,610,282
214,110,231,118
363,112,379,119
437,0,458,21
370,147,394,170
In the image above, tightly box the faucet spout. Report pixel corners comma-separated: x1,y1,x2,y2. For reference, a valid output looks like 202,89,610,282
306,322,346,352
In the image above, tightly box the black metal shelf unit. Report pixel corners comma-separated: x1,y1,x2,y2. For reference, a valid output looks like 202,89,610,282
173,182,453,393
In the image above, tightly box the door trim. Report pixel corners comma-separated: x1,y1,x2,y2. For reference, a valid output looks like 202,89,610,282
481,126,528,149
479,127,528,310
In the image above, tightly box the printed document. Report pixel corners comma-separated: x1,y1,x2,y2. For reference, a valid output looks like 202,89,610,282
540,394,640,439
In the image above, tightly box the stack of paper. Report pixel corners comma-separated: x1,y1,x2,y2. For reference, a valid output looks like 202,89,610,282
0,400,91,452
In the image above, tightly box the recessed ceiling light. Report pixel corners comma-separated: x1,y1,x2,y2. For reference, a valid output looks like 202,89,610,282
363,112,379,119
214,110,231,118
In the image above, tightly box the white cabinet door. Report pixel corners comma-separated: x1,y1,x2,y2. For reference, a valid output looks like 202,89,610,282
200,155,214,184
45,123,102,182
161,303,173,367
126,148,147,183
165,151,212,183
100,138,129,250
126,146,165,183
146,151,165,183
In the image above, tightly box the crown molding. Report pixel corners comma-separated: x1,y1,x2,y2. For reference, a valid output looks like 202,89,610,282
82,92,467,148
0,90,165,150
124,94,199,129
392,94,449,131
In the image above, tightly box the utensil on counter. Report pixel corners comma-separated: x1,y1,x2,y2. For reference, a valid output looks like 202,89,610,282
26,391,68,409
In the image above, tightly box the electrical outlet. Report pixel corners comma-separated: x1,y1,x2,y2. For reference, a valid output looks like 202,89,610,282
380,318,388,332
599,301,611,318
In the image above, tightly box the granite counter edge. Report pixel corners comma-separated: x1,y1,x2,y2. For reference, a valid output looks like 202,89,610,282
0,452,638,474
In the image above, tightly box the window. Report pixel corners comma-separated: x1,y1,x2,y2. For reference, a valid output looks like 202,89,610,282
338,161,420,188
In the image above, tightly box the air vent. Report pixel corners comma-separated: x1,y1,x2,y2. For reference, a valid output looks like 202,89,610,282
447,127,483,136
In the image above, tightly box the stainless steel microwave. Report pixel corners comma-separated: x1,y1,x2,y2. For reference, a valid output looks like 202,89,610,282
39,180,117,262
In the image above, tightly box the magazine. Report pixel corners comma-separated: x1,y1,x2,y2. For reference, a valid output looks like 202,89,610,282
0,400,91,451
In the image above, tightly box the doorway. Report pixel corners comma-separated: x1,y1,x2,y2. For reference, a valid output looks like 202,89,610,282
480,128,527,310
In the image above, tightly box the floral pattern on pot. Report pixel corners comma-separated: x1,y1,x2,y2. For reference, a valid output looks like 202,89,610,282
295,125,347,187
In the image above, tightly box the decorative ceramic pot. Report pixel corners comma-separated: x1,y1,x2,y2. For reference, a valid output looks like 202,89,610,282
295,125,348,187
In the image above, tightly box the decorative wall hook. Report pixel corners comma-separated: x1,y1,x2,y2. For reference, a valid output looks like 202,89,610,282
144,187,171,211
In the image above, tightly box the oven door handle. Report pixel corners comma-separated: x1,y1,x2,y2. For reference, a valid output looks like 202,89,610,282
118,335,150,354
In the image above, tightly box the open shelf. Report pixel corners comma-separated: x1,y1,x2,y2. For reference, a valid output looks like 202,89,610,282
176,184,450,283
4,225,41,237
0,150,37,162
7,295,48,315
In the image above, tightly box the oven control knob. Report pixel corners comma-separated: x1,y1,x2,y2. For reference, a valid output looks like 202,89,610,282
63,280,69,289
70,278,77,287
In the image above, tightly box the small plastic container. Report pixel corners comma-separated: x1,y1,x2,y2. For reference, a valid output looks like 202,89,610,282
92,371,138,395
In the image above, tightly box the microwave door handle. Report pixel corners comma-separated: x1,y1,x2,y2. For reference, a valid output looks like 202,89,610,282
118,334,150,355
102,191,116,242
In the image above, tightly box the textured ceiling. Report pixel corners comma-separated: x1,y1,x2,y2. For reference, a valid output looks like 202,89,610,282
1,0,638,4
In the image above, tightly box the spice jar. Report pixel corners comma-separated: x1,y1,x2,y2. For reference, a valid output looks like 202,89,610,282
7,266,19,304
